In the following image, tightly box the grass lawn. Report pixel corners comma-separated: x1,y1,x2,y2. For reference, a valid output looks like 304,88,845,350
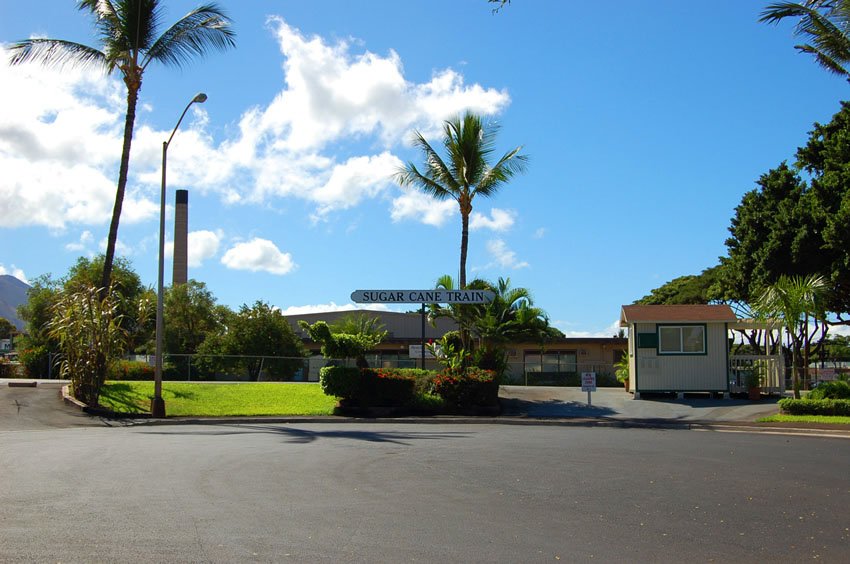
98,381,338,417
757,414,850,425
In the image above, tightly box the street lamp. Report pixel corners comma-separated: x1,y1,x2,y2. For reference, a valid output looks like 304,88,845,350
152,92,207,417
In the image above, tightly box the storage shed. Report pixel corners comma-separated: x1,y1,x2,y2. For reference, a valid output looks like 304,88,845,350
619,304,737,398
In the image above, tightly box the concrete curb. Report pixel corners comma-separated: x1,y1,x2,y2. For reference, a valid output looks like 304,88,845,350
55,385,850,438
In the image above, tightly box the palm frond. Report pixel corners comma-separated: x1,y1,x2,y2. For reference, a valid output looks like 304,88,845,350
476,145,529,197
144,3,235,69
7,38,107,70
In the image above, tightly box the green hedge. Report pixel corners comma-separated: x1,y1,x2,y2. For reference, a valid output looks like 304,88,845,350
434,367,498,408
779,398,850,416
319,366,417,407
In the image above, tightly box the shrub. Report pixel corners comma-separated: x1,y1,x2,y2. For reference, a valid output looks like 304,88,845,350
320,366,361,399
19,346,50,378
0,359,19,378
434,367,498,408
779,398,850,416
108,360,154,381
364,368,416,406
809,380,850,400
320,366,418,406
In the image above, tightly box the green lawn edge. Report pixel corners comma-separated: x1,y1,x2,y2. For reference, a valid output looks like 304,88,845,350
756,414,850,425
99,381,338,417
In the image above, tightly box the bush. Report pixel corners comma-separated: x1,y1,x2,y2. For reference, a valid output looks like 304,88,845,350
809,380,850,400
19,346,50,378
779,398,850,416
434,367,498,408
320,366,361,399
108,360,154,381
320,366,418,407
0,359,20,378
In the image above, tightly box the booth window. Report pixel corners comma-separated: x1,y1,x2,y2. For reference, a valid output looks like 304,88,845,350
658,325,705,355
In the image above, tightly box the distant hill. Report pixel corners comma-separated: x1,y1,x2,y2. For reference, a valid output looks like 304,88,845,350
0,275,30,331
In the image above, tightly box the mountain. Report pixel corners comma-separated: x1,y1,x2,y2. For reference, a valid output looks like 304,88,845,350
0,275,30,331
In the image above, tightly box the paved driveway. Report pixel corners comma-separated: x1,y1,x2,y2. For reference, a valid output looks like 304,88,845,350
0,381,109,430
499,385,783,422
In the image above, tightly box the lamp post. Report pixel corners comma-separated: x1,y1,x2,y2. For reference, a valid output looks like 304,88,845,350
152,92,207,417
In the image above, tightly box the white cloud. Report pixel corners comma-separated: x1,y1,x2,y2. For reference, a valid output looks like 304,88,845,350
470,208,515,232
187,230,222,267
220,238,296,275
533,227,546,239
486,238,529,270
391,189,457,226
1,17,512,232
558,319,624,338
65,230,95,253
0,264,28,284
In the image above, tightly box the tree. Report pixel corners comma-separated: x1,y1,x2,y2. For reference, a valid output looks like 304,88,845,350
722,103,850,323
395,112,528,288
636,266,724,305
48,284,127,407
299,319,385,369
163,280,224,355
9,1,235,293
0,317,15,340
198,301,306,381
761,1,850,79
754,274,829,398
428,274,558,377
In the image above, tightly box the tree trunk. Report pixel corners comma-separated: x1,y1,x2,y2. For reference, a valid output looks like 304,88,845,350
100,81,140,296
459,207,469,289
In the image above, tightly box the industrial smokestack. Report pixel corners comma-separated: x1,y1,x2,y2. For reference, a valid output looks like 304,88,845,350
172,189,188,286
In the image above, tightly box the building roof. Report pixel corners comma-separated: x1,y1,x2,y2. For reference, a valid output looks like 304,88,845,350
286,309,458,342
619,304,737,326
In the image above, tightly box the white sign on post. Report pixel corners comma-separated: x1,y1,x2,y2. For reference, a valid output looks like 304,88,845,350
581,372,597,392
581,372,596,407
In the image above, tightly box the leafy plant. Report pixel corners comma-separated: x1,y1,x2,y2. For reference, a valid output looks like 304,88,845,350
779,398,850,416
614,351,630,383
809,380,850,400
300,320,384,368
48,285,127,407
18,345,50,378
433,367,498,408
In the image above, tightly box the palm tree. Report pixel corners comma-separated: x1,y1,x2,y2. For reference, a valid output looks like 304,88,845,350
9,0,235,294
395,112,528,288
754,274,829,397
760,1,850,78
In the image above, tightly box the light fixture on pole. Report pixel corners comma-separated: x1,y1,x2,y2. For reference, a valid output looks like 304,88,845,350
152,92,207,417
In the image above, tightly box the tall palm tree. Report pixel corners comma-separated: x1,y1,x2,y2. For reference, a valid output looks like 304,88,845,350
395,112,528,288
754,274,829,397
761,1,850,78
9,0,235,294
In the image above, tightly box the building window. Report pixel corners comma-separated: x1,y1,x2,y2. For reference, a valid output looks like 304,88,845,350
658,325,705,355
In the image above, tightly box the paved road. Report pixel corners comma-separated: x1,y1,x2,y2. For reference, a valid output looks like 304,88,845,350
500,385,783,421
1,422,848,563
0,381,111,430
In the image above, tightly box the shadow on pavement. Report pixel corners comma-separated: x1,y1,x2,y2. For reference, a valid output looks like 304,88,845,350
139,423,474,445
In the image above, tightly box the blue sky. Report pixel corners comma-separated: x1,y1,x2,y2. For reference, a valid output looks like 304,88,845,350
0,0,847,336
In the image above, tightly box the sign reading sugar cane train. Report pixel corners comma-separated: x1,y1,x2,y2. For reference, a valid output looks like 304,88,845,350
350,289,495,304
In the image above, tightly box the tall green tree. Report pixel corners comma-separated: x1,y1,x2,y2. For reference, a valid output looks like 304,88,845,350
761,1,850,79
163,280,224,355
635,266,724,305
395,112,528,288
8,0,235,293
198,301,306,381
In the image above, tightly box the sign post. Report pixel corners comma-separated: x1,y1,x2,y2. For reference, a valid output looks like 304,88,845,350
581,372,597,407
351,289,495,369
